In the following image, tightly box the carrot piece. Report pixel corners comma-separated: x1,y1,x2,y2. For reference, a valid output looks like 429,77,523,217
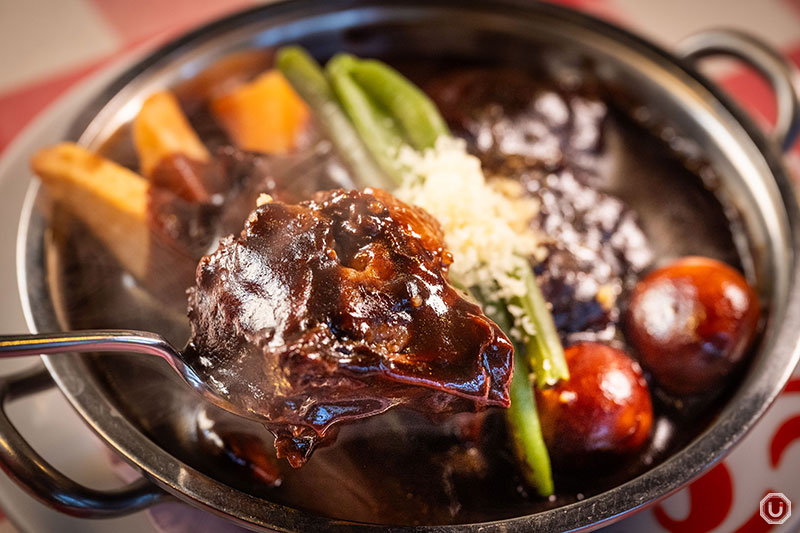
133,91,210,178
211,70,310,154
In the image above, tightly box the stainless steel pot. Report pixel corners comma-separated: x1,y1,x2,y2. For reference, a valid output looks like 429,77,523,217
6,1,800,531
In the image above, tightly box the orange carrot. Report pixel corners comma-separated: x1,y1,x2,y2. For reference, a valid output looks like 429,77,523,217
211,70,310,154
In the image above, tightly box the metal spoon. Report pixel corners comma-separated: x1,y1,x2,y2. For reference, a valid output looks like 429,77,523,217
0,330,262,423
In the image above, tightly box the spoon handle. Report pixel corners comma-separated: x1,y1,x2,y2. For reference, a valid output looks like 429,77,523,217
0,330,180,359
0,332,247,421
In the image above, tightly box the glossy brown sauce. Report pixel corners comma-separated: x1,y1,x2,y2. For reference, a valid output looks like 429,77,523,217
185,188,513,465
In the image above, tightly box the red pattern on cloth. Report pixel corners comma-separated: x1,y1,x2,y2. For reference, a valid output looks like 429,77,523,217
0,32,175,154
784,0,800,16
784,377,800,394
0,57,108,154
716,43,800,152
653,462,735,533
771,415,800,469
732,492,778,533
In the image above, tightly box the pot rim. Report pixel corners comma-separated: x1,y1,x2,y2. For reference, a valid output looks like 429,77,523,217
15,1,800,531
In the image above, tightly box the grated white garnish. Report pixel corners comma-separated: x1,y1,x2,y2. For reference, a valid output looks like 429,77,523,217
394,137,542,334
256,193,273,207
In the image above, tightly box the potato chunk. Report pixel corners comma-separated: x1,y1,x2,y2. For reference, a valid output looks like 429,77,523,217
31,143,150,278
133,91,210,177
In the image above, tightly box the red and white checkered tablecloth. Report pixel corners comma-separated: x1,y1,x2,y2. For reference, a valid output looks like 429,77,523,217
1,1,800,532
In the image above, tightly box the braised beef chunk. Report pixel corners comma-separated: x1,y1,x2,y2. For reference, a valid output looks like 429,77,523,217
186,189,513,466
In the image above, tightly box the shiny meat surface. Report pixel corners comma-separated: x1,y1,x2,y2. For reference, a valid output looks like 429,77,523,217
186,188,513,466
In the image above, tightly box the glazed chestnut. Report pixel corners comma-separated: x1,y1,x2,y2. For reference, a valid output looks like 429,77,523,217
625,257,760,396
536,342,653,463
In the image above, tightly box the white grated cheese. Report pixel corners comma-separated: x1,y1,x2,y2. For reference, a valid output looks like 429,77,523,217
394,137,542,335
256,193,273,207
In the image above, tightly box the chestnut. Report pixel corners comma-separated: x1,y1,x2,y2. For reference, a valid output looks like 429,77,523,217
536,342,653,463
625,256,760,396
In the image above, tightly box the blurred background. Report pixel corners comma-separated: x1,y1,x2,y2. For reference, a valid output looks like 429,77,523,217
0,1,799,532
2,0,800,157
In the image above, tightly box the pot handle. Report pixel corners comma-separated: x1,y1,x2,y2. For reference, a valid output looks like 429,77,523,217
677,29,800,152
0,363,170,518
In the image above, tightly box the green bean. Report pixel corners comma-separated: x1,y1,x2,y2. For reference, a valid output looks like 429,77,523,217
511,263,569,389
507,349,554,497
482,299,554,497
275,47,393,190
326,54,407,186
349,59,450,150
